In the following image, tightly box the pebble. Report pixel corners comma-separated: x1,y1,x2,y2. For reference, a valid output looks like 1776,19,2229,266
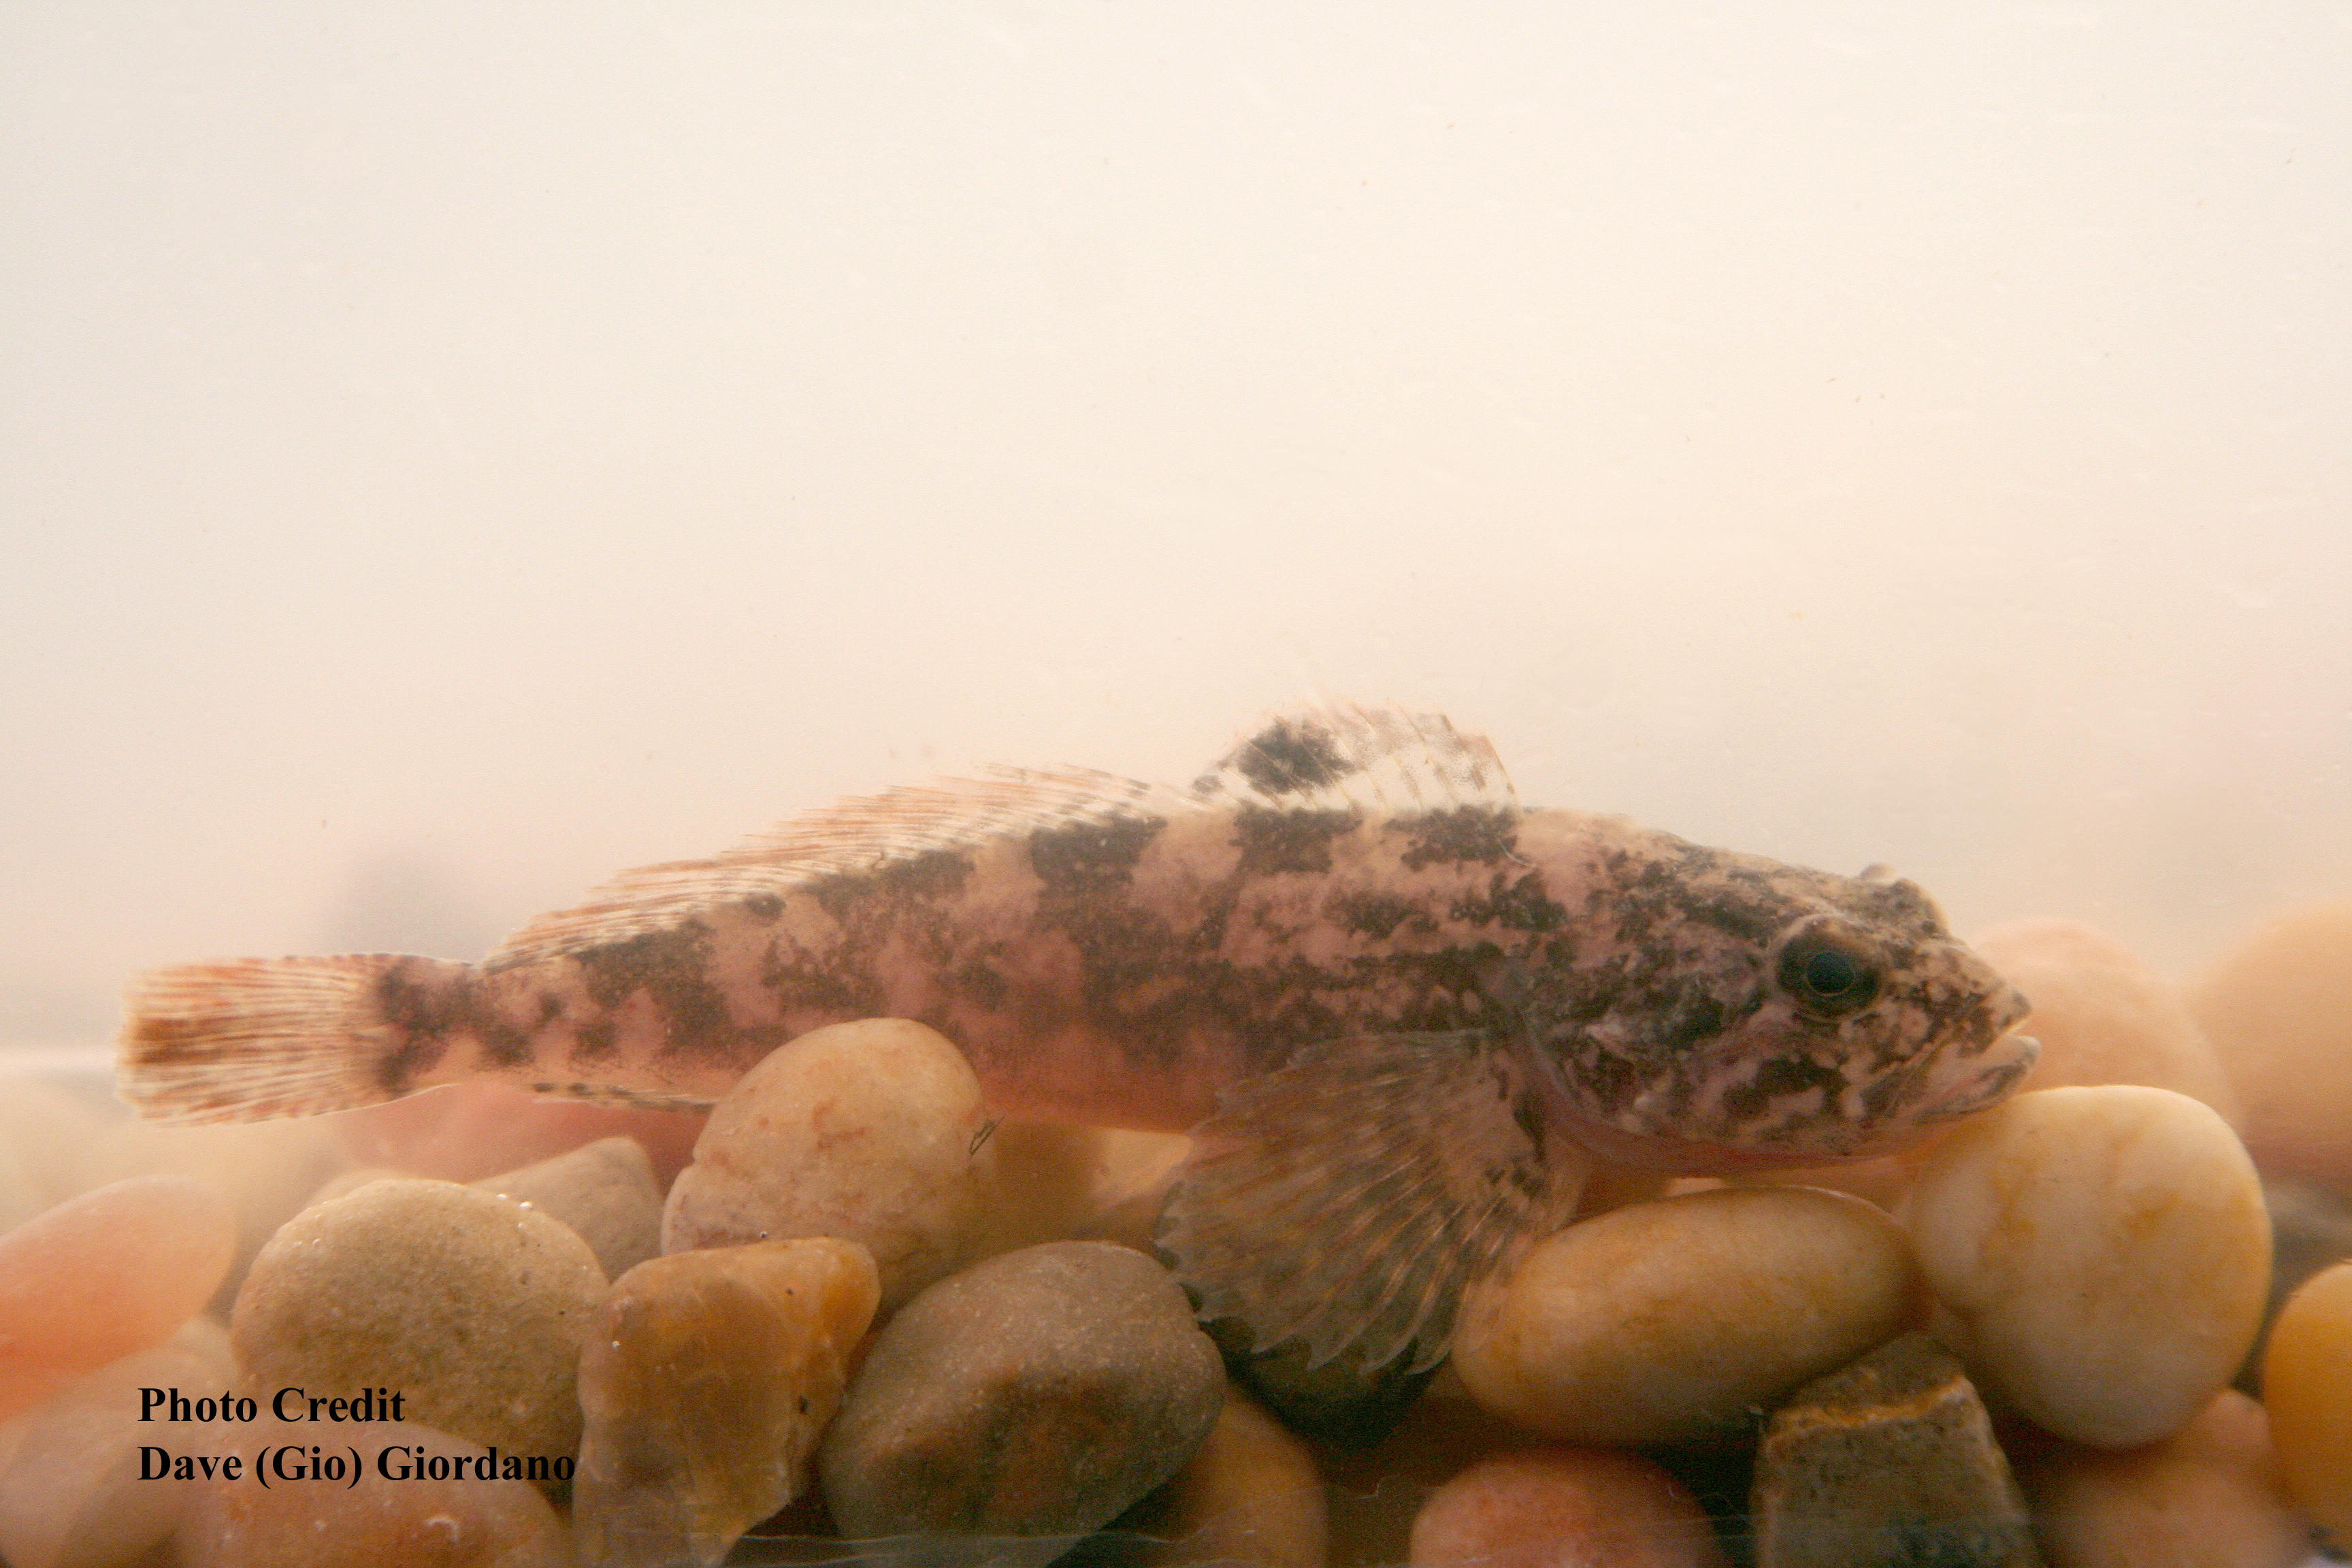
817,1240,1224,1538
664,1019,997,1314
1115,1382,1326,1568
1901,1086,2269,1448
2185,899,2352,1189
231,1177,606,1461
0,1319,235,1568
1971,918,2240,1124
0,1175,236,1422
474,1135,665,1281
574,1238,880,1568
2017,1390,2314,1568
336,1077,708,1186
173,1417,572,1568
1450,1186,1918,1446
1409,1446,1727,1568
2259,1259,2352,1544
1750,1333,2036,1568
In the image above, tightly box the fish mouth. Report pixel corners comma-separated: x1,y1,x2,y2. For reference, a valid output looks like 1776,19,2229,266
1913,1033,2040,1122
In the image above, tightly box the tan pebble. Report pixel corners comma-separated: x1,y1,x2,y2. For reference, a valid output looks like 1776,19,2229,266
1751,1333,2034,1568
2186,901,2352,1189
1901,1086,2269,1448
232,1177,606,1460
574,1238,879,1568
1409,1447,1726,1568
1973,918,2240,1124
473,1135,664,1281
337,1077,708,1185
174,1417,571,1567
1452,1187,1917,1446
663,1019,996,1313
0,1320,236,1568
2259,1260,2352,1543
2019,1390,2313,1568
0,1175,235,1422
1120,1382,1326,1568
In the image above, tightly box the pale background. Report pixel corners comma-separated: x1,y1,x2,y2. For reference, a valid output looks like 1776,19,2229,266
4,2,2347,1050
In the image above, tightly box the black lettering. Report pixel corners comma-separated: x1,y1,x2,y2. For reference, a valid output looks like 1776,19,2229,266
274,1388,301,1421
140,1388,163,1422
526,1455,549,1482
553,1456,575,1482
378,1446,410,1480
193,1396,216,1422
223,1454,242,1480
169,1388,191,1421
139,1446,169,1480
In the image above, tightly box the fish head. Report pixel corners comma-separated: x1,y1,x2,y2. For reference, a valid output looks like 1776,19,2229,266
1515,825,2036,1173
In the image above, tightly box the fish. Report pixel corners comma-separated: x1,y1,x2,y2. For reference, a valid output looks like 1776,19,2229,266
117,702,2035,1378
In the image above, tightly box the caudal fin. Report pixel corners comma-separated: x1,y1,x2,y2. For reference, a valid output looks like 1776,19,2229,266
116,956,411,1124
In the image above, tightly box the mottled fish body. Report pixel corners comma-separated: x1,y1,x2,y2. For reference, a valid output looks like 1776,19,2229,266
118,704,2034,1379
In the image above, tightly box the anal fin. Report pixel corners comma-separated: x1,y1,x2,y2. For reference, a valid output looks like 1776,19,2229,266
1157,1030,1587,1383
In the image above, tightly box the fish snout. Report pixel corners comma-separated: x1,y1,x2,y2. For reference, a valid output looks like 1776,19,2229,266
1916,1031,2039,1122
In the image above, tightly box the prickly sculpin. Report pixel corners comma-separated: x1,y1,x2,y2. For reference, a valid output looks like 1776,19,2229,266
119,704,2034,1375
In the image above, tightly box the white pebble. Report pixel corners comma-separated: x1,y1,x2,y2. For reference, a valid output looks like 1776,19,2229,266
1901,1086,2269,1448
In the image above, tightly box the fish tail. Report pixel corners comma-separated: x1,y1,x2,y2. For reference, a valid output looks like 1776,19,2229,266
116,954,457,1124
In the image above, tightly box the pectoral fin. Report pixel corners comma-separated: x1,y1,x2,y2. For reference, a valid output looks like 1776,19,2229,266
1157,1030,1587,1380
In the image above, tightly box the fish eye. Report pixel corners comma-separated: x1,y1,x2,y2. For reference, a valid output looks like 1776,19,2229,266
1777,932,1880,1015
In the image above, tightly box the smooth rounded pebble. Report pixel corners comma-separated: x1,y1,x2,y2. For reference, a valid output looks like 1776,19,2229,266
664,1019,996,1313
574,1238,880,1568
174,1417,572,1568
1409,1448,1727,1568
2260,1260,2352,1542
2185,900,2352,1189
473,1135,664,1281
1119,1382,1326,1568
818,1240,1224,1538
231,1177,606,1460
0,1319,235,1568
1972,918,2240,1124
2019,1390,2314,1568
1452,1186,1918,1446
1902,1086,2269,1448
0,1175,236,1422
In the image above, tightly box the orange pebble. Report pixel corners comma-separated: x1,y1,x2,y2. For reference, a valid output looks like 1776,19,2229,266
1409,1447,1727,1568
0,1176,234,1422
2260,1260,2352,1545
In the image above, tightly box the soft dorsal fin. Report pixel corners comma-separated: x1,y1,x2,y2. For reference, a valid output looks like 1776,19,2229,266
1192,701,1519,819
483,766,1205,971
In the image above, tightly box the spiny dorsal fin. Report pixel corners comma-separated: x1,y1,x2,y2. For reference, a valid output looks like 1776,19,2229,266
1192,701,1519,819
482,766,1207,971
1158,1030,1586,1378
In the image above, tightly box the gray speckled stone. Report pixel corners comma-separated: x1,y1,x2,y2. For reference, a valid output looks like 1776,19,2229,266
1751,1333,2040,1568
817,1240,1224,1539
